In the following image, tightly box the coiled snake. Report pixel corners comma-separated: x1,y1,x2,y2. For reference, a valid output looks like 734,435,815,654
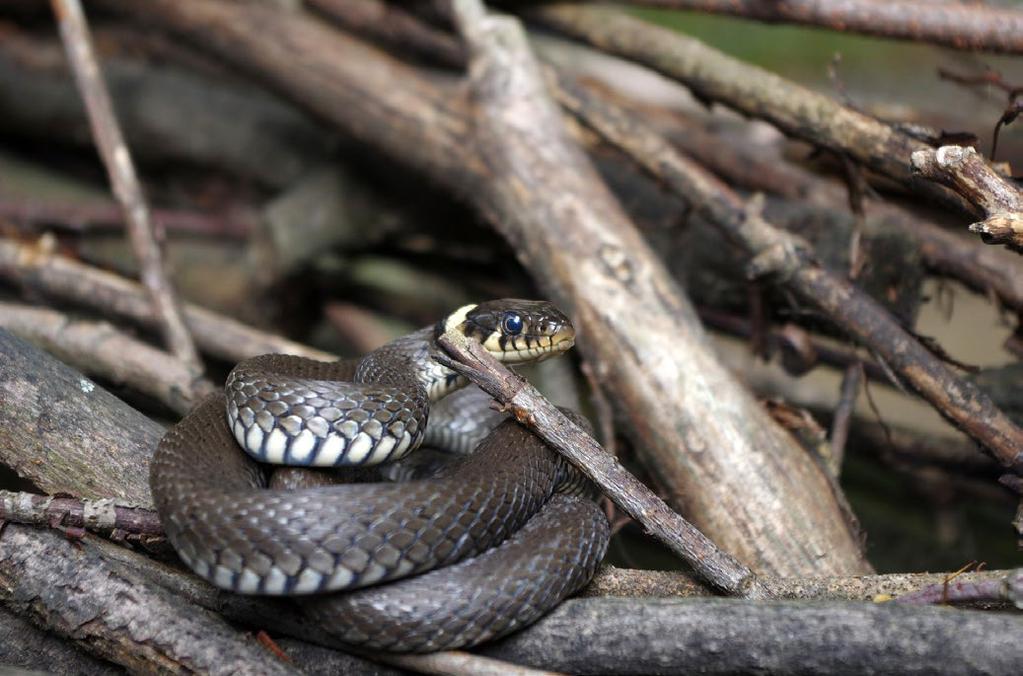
150,300,609,652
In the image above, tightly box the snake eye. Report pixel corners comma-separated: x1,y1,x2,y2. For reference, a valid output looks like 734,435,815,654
502,312,523,336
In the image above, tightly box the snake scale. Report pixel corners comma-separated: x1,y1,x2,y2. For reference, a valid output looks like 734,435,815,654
150,300,610,652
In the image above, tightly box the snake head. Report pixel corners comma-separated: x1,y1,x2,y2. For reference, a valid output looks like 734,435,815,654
438,299,575,363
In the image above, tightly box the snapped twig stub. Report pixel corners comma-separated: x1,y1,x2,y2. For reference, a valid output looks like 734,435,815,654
912,145,1023,253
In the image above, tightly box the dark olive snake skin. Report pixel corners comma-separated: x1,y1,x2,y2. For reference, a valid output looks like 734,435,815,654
149,301,610,652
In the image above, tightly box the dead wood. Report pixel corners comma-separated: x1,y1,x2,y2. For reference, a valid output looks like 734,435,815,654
0,329,156,504
437,329,767,598
478,596,1023,675
0,301,212,415
96,0,871,577
619,0,1023,55
586,565,1021,606
912,145,1023,252
528,4,968,212
0,605,123,675
655,111,1023,314
0,524,296,675
552,73,1023,476
0,238,336,364
51,0,202,375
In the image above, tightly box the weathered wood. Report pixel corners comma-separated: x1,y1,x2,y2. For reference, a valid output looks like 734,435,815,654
96,0,871,577
0,605,123,675
0,525,295,675
529,4,966,212
452,3,870,576
552,72,1023,474
0,329,156,505
620,0,1023,55
912,146,1023,252
0,238,336,364
479,596,1023,675
0,301,211,415
585,565,1020,606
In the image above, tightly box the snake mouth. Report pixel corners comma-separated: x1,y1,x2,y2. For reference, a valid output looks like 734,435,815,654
489,329,575,363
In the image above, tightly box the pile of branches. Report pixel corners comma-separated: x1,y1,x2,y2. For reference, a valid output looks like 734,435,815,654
1,1,1023,674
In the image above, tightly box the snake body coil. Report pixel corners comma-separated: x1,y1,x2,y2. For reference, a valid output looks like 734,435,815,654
150,300,610,652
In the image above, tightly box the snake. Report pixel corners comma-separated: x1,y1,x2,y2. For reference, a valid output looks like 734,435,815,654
150,300,610,652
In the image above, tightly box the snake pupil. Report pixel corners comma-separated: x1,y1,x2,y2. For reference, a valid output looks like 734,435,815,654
502,312,523,335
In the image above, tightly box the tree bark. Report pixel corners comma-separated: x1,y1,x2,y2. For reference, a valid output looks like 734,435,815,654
479,596,1023,675
0,329,156,505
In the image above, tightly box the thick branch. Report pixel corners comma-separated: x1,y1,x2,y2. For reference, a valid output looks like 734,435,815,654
0,329,156,505
51,0,202,374
446,1,869,576
479,596,1023,675
622,0,1023,55
0,525,295,675
0,605,122,675
912,146,1023,251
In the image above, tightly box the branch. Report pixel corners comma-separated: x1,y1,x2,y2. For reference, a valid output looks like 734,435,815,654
912,145,1023,252
478,595,1023,674
551,73,1023,476
621,0,1023,55
0,301,213,415
646,102,1023,314
50,0,202,374
528,4,966,212
0,490,165,549
0,237,336,364
0,525,295,675
436,330,767,599
586,565,1023,607
0,605,122,675
0,329,157,505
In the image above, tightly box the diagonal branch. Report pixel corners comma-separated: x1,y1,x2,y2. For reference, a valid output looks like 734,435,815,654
436,329,769,599
528,3,967,212
550,73,1023,475
49,0,202,377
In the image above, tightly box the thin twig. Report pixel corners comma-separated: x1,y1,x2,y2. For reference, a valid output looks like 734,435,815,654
894,568,1022,607
0,197,252,239
619,0,1023,55
50,0,202,375
829,362,864,475
436,330,769,599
